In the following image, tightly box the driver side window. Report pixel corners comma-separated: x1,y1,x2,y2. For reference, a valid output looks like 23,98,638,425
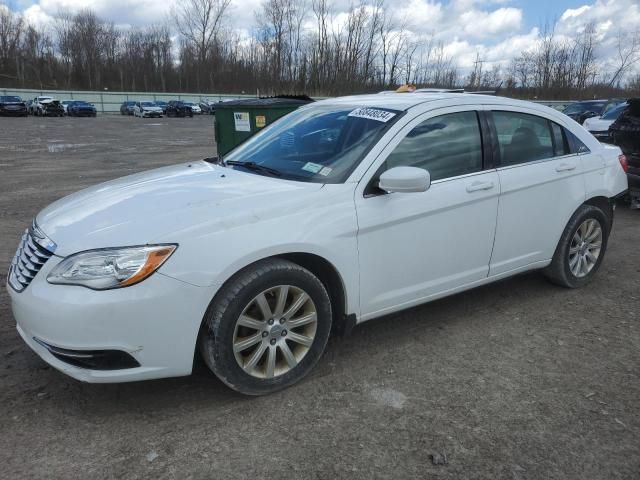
384,111,483,181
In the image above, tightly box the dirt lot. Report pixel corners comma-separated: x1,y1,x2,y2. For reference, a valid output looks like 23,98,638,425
0,115,638,479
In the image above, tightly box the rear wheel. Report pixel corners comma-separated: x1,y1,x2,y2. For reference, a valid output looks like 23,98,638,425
544,204,610,288
199,258,332,395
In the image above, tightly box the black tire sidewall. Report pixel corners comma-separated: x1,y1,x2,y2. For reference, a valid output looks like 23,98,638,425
201,261,332,395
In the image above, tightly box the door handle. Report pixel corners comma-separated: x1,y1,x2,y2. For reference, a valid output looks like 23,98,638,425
466,181,494,193
555,163,577,172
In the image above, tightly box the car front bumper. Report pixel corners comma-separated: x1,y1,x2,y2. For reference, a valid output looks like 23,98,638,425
7,257,213,383
0,107,28,116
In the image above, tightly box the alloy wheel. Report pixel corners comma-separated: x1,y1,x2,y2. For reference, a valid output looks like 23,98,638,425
232,285,318,379
568,218,603,278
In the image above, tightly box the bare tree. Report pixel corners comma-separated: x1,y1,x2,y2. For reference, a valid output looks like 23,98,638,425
174,0,231,90
608,29,640,88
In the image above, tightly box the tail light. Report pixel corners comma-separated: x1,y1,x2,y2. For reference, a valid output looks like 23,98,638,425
619,154,629,173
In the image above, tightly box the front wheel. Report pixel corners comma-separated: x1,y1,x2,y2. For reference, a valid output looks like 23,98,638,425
544,204,610,288
199,258,332,395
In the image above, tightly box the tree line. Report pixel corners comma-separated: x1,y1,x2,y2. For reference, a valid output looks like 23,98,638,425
1,0,638,98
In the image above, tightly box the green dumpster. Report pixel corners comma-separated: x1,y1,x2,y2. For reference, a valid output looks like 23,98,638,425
214,96,313,156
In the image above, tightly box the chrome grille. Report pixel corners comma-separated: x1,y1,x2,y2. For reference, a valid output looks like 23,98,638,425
8,230,54,292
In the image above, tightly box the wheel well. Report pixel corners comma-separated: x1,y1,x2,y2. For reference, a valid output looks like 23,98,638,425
276,253,349,336
584,196,613,228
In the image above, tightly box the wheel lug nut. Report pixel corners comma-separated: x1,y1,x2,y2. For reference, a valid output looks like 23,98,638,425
268,319,274,325
270,338,276,345
262,331,268,338
281,330,287,337
279,317,285,324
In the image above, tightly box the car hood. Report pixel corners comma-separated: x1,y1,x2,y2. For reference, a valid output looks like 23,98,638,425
36,161,324,256
143,106,162,111
583,117,613,132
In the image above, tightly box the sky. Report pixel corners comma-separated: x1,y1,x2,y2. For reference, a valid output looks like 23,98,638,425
4,0,640,75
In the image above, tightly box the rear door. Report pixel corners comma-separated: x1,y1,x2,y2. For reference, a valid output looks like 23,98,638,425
487,108,586,275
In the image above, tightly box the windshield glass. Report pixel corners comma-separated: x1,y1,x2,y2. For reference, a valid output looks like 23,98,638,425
564,102,605,114
1,96,21,102
141,102,154,107
602,103,627,120
223,105,401,183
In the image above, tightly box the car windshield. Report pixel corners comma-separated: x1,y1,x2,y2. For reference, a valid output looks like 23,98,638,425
601,103,627,120
1,96,22,102
75,101,90,105
183,102,194,106
564,102,606,115
141,102,154,107
223,104,401,183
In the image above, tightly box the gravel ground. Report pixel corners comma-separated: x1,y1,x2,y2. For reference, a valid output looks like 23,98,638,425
0,115,638,480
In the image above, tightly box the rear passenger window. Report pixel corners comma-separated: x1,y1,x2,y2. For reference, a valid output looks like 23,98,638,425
565,129,590,154
385,111,483,181
492,111,554,166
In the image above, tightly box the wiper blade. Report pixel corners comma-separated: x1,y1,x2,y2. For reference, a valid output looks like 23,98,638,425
225,160,282,177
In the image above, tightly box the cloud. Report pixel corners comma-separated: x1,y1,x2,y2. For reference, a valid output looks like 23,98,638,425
459,7,522,38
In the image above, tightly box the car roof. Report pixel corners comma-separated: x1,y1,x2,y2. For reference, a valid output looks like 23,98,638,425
314,92,543,112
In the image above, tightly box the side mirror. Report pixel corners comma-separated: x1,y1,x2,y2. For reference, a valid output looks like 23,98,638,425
378,166,431,193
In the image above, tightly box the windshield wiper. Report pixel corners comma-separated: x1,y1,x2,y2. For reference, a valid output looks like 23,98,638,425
225,160,282,177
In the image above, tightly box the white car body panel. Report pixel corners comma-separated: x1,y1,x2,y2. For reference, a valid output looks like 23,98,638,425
8,92,629,383
583,116,614,132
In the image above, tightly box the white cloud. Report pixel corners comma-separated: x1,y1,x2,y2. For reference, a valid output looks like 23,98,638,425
459,7,522,38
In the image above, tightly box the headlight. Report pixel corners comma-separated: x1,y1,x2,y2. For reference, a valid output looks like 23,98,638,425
47,245,177,290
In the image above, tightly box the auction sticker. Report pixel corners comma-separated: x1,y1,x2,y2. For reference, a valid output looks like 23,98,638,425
302,162,323,173
348,107,396,122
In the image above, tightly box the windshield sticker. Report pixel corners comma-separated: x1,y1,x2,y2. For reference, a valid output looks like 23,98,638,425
302,162,323,173
348,107,396,122
319,167,332,176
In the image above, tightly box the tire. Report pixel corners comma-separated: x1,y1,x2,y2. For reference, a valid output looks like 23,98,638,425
544,204,610,288
199,258,333,395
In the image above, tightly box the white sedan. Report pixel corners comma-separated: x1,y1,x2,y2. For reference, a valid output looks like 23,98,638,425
582,102,627,142
133,101,163,118
7,93,628,395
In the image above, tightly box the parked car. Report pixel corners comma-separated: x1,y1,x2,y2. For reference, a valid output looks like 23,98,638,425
609,98,640,209
182,101,202,114
154,100,168,114
7,93,628,395
30,96,64,116
0,95,28,116
562,99,626,125
165,100,194,117
583,102,628,143
67,101,97,117
120,101,136,115
133,101,163,118
199,100,217,115
61,100,73,115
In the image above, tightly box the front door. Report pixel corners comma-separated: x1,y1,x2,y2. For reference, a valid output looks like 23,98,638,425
355,108,500,321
